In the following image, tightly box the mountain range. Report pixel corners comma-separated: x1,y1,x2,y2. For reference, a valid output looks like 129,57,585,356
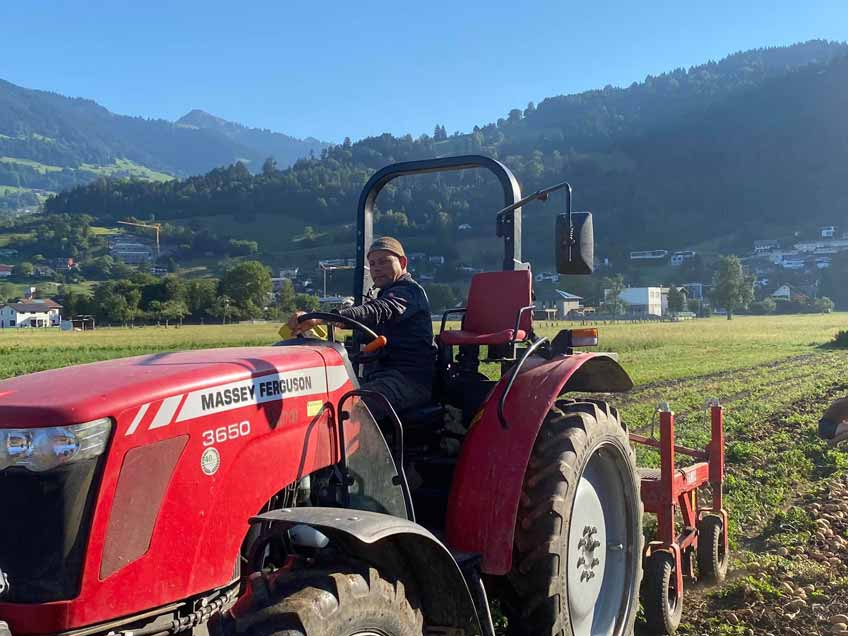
0,82,327,211
2,39,846,274
41,39,848,270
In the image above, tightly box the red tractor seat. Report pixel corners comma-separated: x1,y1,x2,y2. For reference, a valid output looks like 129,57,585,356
439,270,533,347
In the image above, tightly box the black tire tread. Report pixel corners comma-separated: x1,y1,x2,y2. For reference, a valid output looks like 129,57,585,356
697,515,729,584
237,567,423,636
504,400,643,636
641,551,683,635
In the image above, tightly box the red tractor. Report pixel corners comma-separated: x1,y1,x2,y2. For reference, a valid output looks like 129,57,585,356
0,155,650,636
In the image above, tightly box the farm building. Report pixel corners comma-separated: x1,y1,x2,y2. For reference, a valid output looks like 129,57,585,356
0,299,62,329
555,290,583,317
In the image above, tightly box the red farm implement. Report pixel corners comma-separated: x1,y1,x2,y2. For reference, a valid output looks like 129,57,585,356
630,401,729,634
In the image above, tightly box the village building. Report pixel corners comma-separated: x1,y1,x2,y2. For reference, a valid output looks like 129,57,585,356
670,250,696,266
0,299,62,329
753,240,780,254
629,249,668,261
554,290,583,317
615,287,665,317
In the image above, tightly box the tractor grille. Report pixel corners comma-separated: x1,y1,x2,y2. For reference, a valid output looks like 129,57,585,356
0,457,102,602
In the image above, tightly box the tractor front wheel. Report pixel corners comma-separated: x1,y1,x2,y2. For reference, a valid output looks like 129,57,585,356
504,400,643,636
237,567,423,636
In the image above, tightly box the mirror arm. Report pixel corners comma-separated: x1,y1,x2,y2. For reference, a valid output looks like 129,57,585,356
495,180,573,221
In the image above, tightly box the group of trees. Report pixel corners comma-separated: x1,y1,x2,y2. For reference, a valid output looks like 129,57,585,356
61,261,318,325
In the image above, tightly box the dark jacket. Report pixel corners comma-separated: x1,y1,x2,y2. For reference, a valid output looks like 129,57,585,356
336,273,435,387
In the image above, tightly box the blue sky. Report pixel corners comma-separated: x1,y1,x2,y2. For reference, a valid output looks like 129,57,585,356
1,1,845,143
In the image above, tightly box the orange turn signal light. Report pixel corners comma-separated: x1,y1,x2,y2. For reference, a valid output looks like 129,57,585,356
570,328,598,348
363,335,388,353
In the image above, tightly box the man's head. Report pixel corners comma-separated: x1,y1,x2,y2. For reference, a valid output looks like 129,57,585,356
367,236,408,289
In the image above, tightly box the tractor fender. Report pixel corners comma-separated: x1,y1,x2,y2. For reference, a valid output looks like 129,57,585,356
445,352,633,575
252,507,483,635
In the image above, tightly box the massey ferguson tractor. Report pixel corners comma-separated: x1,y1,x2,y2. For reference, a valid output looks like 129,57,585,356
0,155,727,636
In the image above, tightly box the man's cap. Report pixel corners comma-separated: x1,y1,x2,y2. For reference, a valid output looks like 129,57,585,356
368,236,406,259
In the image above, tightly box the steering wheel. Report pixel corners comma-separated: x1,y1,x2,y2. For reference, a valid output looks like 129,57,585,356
296,312,387,358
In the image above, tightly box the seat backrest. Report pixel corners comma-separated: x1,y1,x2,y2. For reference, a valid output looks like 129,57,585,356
463,270,533,334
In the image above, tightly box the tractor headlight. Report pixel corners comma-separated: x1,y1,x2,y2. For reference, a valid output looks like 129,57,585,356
0,418,112,472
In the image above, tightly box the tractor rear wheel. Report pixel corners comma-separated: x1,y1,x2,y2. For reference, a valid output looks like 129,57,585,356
504,400,643,636
697,514,729,584
238,567,423,636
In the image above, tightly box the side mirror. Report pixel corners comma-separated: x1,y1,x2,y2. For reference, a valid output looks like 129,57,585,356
556,212,594,275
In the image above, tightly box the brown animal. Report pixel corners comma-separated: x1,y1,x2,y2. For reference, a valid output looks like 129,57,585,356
819,397,848,444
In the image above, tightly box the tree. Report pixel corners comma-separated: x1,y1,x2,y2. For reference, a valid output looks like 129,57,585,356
160,299,189,326
187,279,218,317
277,279,296,314
262,157,277,176
667,286,686,314
295,293,320,312
748,297,776,315
13,262,34,278
710,256,754,320
219,260,272,312
601,275,626,318
0,282,16,303
424,283,457,312
207,295,238,324
815,296,835,313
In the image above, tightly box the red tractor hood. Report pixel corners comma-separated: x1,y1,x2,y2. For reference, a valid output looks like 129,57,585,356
0,346,341,428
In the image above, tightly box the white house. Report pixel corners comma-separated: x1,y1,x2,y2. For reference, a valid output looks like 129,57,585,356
630,250,668,261
821,226,837,239
771,285,794,301
0,300,62,329
616,287,664,317
0,264,11,278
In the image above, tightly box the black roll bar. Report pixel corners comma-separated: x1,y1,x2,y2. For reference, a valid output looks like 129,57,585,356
354,155,523,304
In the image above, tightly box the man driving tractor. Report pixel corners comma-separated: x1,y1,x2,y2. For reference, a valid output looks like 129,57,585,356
289,236,436,418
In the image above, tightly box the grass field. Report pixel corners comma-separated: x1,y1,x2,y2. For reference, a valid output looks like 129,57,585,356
1,314,847,634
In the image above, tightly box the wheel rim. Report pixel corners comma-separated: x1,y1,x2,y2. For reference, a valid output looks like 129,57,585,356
667,567,678,613
566,443,638,636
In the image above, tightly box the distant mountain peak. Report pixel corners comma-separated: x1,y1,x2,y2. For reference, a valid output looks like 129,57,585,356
177,109,230,129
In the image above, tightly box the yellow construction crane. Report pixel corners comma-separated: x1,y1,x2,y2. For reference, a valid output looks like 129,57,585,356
118,220,161,258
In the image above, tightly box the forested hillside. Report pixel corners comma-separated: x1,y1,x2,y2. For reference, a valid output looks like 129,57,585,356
45,40,848,265
0,81,327,211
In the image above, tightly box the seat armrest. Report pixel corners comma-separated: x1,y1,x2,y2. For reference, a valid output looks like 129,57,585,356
512,305,535,342
440,307,467,335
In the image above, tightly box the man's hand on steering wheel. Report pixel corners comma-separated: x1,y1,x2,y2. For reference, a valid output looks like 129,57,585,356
290,312,387,357
288,311,330,335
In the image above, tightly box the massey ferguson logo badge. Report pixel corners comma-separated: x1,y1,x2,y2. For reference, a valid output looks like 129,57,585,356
201,447,220,476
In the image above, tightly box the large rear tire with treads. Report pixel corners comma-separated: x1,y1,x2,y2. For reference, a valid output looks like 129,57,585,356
503,400,643,636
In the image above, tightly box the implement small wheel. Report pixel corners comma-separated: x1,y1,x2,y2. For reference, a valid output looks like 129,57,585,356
641,551,682,635
697,515,729,584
